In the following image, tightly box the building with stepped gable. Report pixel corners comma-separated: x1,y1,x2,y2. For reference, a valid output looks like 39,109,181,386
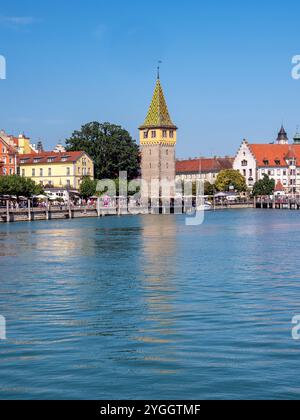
234,126,300,194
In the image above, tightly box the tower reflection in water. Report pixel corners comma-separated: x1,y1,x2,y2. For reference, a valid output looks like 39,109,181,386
134,215,181,375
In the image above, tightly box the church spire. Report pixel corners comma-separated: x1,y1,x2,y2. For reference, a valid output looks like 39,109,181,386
139,78,177,130
276,125,289,145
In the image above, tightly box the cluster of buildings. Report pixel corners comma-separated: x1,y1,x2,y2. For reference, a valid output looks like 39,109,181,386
139,76,300,197
1,76,300,198
0,130,94,191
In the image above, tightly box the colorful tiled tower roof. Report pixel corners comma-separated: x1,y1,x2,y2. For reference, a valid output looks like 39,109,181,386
140,79,177,130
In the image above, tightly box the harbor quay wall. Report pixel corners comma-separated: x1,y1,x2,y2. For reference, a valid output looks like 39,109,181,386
0,203,255,224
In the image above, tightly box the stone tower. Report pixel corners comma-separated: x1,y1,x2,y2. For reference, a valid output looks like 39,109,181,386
139,76,177,200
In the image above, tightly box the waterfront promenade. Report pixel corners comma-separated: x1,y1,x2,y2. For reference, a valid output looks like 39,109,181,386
0,201,254,223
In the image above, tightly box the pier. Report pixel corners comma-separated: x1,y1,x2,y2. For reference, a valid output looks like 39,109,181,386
0,200,254,223
255,198,300,210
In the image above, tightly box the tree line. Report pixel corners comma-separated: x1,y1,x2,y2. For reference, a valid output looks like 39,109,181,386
0,121,276,198
0,175,44,198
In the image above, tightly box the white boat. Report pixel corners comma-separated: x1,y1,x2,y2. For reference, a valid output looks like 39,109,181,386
186,201,213,214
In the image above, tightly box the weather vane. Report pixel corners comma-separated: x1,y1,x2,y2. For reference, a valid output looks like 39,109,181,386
157,60,162,80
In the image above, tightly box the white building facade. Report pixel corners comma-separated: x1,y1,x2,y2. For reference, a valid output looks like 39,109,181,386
234,127,300,193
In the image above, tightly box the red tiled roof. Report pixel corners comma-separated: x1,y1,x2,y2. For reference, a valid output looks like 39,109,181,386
248,144,300,167
176,157,233,174
18,151,86,165
275,181,284,191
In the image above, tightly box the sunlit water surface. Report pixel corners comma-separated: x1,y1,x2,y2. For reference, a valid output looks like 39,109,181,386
1,210,300,400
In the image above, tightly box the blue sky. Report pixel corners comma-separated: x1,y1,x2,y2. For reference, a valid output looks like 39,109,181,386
0,0,300,158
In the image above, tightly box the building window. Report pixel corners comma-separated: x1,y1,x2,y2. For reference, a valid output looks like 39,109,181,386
66,167,70,176
144,131,148,139
242,160,248,167
22,169,25,177
32,169,35,177
249,169,253,177
162,130,167,138
9,169,13,175
169,131,174,138
40,169,43,177
263,160,269,166
243,169,246,177
275,160,281,166
151,130,156,138
48,168,52,176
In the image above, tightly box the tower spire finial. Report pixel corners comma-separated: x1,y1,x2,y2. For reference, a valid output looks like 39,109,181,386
157,60,162,80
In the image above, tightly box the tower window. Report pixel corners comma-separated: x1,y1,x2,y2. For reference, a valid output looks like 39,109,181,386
166,149,169,155
241,160,248,167
144,131,148,139
162,130,167,138
151,130,156,138
169,131,174,138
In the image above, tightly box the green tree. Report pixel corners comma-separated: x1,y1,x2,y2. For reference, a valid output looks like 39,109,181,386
215,170,247,193
0,175,44,198
65,122,140,180
204,181,215,196
79,176,97,199
252,175,275,197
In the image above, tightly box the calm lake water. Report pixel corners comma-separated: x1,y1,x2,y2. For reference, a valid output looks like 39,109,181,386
1,210,300,400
